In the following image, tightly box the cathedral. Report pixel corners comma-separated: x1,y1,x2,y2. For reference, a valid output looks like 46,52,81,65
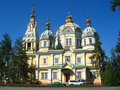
22,6,102,85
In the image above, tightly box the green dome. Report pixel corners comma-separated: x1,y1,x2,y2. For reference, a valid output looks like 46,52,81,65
41,30,53,37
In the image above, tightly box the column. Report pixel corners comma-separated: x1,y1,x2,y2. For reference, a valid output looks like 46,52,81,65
35,70,38,80
58,69,61,81
83,68,86,80
60,54,62,64
36,55,39,68
83,53,86,65
72,69,76,80
26,43,27,50
48,69,52,82
51,54,53,65
31,42,33,50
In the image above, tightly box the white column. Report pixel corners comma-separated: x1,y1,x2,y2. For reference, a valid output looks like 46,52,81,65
74,53,76,64
58,69,61,81
60,54,62,64
83,68,86,80
48,69,52,82
35,70,38,80
26,43,27,50
31,42,33,50
36,55,39,68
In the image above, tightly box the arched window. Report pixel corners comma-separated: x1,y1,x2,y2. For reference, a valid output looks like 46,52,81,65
89,38,92,44
44,41,47,47
84,39,86,45
66,36,72,46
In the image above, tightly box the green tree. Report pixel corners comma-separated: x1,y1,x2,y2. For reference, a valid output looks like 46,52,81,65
90,33,106,83
109,0,120,11
10,37,29,81
115,31,120,85
0,33,12,82
102,61,115,86
103,31,120,86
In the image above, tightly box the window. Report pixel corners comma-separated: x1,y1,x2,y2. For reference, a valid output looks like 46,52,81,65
50,41,52,48
44,41,47,47
66,38,68,45
43,58,47,64
65,56,70,62
27,43,31,50
90,71,97,79
53,72,57,79
66,38,72,46
41,72,48,79
77,39,81,46
84,39,86,45
40,41,41,47
77,57,81,63
54,58,58,64
89,38,92,44
77,71,81,79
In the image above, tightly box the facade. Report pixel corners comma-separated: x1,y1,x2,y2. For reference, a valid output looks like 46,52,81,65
23,7,102,85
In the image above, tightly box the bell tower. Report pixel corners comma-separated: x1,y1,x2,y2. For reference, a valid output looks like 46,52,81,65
23,4,38,53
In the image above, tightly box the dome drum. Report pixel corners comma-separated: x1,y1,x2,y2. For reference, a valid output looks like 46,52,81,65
40,35,55,40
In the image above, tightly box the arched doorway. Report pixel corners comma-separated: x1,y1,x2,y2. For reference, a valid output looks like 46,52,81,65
61,69,73,82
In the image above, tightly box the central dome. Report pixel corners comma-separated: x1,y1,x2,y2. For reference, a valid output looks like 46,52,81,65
56,22,82,35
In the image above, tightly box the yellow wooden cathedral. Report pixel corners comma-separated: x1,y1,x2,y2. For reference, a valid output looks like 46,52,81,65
22,6,102,85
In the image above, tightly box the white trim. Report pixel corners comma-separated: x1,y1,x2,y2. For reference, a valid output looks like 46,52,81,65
64,53,71,56
40,71,48,73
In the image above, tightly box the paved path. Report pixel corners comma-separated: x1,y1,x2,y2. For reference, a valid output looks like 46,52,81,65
0,87,120,90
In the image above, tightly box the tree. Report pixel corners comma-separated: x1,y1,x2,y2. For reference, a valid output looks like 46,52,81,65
115,31,120,85
109,0,120,11
103,31,120,86
90,33,106,83
10,37,29,81
0,33,12,82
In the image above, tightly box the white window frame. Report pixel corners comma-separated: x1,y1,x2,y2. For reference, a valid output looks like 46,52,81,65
76,55,82,63
66,36,72,46
77,57,81,63
52,71,58,79
89,37,92,44
89,54,94,63
90,70,97,79
41,71,48,79
44,40,47,47
54,58,58,64
65,56,71,62
76,70,82,79
84,38,86,45
77,38,81,46
43,57,47,64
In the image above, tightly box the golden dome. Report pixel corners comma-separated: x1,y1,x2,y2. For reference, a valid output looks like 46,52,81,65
86,18,91,23
46,22,50,26
65,14,73,23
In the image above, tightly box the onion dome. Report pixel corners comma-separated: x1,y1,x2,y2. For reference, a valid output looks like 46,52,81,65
30,4,36,22
65,13,74,23
56,11,82,36
40,21,54,40
82,18,96,38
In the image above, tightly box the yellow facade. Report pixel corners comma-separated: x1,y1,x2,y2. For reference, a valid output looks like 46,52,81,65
22,7,102,85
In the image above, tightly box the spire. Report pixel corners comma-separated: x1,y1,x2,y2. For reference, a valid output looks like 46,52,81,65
65,9,74,23
30,4,36,22
86,17,91,27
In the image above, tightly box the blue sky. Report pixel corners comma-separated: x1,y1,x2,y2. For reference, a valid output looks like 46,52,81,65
0,0,120,57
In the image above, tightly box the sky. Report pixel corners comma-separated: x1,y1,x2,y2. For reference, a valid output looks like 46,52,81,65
0,0,120,57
